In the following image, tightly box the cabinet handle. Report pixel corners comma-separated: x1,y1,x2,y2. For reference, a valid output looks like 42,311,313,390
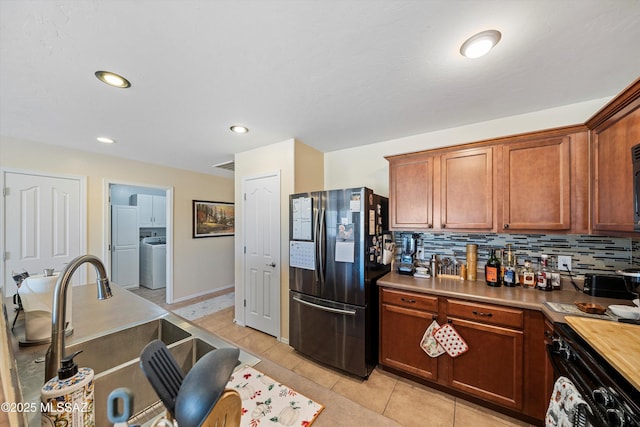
472,310,493,317
503,224,509,229
432,314,438,320
427,224,433,229
400,298,416,303
442,224,446,228
447,319,453,324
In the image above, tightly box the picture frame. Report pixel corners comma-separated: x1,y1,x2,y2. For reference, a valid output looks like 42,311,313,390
192,200,235,238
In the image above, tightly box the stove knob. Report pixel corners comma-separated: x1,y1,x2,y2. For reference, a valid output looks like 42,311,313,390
606,408,626,427
593,387,614,408
560,346,573,361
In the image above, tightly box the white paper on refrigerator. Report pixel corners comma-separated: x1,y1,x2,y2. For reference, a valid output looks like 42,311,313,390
292,197,312,240
335,241,355,263
290,241,316,270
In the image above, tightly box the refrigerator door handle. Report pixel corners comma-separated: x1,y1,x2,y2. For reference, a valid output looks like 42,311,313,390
319,207,326,284
292,296,356,316
313,206,320,282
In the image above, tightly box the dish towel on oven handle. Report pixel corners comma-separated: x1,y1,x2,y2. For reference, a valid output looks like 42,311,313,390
420,320,446,357
432,323,469,358
545,376,593,427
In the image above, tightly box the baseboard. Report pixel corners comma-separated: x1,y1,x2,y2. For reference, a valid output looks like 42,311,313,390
172,284,234,304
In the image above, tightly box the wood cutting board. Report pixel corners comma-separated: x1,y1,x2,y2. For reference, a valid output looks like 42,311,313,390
565,316,640,391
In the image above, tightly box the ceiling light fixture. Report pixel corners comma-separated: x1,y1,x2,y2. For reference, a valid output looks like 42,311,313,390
460,30,502,59
230,125,249,134
97,136,116,144
95,71,131,88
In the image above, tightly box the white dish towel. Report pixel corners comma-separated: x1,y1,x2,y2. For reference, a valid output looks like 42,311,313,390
545,376,592,427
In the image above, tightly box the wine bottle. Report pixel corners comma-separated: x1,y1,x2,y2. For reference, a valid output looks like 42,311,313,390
485,248,502,287
503,245,517,287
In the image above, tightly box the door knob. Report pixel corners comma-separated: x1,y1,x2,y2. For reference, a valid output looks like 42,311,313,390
266,262,276,267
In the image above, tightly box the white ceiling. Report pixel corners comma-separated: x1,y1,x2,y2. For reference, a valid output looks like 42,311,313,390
1,1,640,177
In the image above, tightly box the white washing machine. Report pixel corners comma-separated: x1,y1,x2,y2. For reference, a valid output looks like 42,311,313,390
140,237,166,289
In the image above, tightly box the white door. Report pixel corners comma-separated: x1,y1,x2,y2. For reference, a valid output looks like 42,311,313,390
111,205,139,288
3,172,83,297
243,172,280,337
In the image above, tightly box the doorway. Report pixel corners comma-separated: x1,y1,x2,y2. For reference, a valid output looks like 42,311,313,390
243,171,281,338
105,182,173,304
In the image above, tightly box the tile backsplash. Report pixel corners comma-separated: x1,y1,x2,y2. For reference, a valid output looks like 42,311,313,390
394,232,639,281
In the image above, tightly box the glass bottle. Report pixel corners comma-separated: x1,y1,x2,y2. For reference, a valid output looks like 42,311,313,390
485,248,502,287
537,255,553,291
499,248,506,283
550,255,561,290
503,245,517,287
522,259,536,288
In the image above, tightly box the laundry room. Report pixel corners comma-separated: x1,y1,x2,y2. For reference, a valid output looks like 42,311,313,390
110,184,167,290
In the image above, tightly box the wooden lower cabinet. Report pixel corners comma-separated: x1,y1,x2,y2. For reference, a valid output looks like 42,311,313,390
379,287,547,423
445,317,523,409
379,288,438,380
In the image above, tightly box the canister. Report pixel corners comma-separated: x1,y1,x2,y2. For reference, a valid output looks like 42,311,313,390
466,244,478,281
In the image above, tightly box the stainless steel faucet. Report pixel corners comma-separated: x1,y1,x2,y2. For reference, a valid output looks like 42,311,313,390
44,254,113,381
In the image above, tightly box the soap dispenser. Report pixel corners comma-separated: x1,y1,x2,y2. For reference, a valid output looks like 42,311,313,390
41,350,95,426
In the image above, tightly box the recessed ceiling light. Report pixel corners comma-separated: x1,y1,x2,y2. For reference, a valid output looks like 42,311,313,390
95,71,131,88
230,125,249,134
460,30,501,59
97,136,116,144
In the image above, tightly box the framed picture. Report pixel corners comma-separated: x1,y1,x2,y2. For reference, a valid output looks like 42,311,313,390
192,200,235,238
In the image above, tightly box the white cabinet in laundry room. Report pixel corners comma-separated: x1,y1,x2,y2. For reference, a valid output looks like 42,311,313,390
130,194,166,227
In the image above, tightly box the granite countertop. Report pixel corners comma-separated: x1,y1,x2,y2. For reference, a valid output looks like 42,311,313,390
377,271,634,323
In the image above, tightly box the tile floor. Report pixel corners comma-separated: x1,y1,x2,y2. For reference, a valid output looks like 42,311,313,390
131,287,537,427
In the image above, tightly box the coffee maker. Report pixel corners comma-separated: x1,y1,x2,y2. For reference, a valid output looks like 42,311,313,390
398,233,419,275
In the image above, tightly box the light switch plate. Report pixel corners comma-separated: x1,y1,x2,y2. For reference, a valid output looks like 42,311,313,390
558,255,572,271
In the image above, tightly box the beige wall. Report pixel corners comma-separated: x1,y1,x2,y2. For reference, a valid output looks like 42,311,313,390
234,139,323,342
0,136,234,301
324,97,611,195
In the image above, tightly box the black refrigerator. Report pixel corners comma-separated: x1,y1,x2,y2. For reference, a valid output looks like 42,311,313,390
289,187,391,378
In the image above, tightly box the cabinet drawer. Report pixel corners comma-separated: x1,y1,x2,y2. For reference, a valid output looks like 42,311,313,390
381,288,438,312
446,299,524,329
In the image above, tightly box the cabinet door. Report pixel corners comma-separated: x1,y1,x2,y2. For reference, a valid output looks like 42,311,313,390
502,137,571,231
136,194,154,227
440,147,494,230
380,302,438,380
152,196,166,227
389,154,433,229
592,108,640,233
445,317,523,410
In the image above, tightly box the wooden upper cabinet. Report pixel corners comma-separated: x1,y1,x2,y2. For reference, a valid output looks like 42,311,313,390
440,147,494,230
387,127,589,233
591,104,640,233
388,153,433,229
502,137,571,231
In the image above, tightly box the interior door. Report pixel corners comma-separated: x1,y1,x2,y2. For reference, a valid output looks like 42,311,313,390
111,205,139,288
243,172,280,337
3,171,83,297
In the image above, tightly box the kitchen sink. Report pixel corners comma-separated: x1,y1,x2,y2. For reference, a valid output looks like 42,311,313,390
11,285,261,427
60,318,203,425
91,336,216,426
14,313,258,427
65,318,192,375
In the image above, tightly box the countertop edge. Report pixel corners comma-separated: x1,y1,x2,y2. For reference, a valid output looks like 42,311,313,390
377,272,633,323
